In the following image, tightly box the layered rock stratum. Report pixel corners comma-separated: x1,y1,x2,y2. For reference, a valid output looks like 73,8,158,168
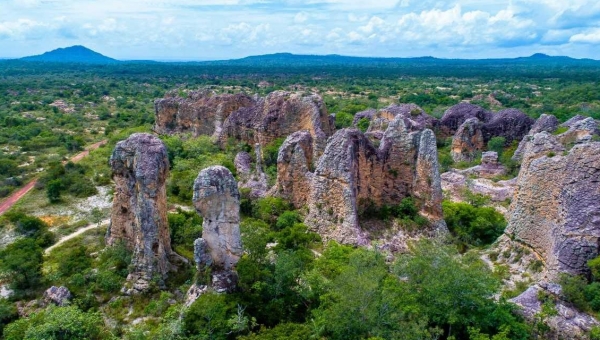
107,133,175,293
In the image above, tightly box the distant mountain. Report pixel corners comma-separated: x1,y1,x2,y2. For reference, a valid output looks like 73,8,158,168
21,46,119,64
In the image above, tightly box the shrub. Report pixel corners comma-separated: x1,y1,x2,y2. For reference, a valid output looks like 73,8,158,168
443,201,507,248
487,136,506,155
357,118,370,133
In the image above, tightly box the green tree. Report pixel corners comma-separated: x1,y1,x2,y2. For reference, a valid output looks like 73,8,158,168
0,238,43,293
46,179,62,203
487,136,506,156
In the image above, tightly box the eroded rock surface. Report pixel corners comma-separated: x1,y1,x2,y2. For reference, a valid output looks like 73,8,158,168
43,286,71,306
440,102,492,136
108,133,175,293
304,116,446,245
362,104,439,135
272,131,314,208
193,166,243,292
510,285,599,339
154,90,255,137
155,90,334,160
513,114,559,161
458,151,506,178
481,108,534,144
506,132,600,278
235,144,268,198
451,118,485,163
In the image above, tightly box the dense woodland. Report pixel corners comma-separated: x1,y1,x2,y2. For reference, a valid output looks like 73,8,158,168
0,58,600,339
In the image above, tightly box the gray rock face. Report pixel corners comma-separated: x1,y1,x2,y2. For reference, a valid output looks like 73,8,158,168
108,133,174,293
304,116,446,245
458,151,506,179
154,90,256,137
510,285,599,339
273,131,314,208
513,114,559,161
481,108,534,144
155,90,334,161
440,102,492,136
450,118,485,163
235,144,268,198
558,117,600,146
193,166,243,272
506,132,600,278
352,109,377,126
43,286,71,306
364,104,439,134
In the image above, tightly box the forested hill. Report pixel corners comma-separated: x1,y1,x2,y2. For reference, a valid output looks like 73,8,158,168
20,45,118,64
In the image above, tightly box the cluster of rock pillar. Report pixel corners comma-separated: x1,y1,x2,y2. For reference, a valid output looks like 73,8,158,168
107,133,242,294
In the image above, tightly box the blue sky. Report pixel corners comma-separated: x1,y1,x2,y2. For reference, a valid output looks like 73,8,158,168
1,0,600,60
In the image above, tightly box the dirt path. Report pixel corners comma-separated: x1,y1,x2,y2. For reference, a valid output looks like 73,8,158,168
0,139,108,216
45,218,110,255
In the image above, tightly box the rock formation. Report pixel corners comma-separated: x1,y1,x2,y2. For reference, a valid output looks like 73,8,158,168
510,284,599,339
356,104,439,136
513,114,559,161
481,108,535,144
43,286,71,306
440,102,492,136
155,90,334,161
450,118,485,163
272,131,314,208
458,151,506,178
154,90,255,137
193,166,243,292
304,116,446,245
506,132,600,278
235,144,268,198
558,117,600,146
108,133,176,293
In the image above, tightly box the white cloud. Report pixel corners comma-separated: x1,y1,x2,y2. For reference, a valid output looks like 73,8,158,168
0,0,599,59
570,28,600,44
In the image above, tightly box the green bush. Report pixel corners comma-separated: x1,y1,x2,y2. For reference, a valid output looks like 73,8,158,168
487,136,506,155
442,201,506,248
356,117,370,133
253,197,290,225
0,238,43,294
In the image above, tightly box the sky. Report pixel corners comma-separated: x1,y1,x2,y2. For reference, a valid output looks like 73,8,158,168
1,0,600,60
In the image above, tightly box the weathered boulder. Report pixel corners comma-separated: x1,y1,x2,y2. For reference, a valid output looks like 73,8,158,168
352,109,377,126
450,118,485,163
365,104,438,134
193,166,243,271
108,133,175,293
154,90,256,137
481,108,534,144
441,171,516,204
305,116,446,245
510,284,599,339
235,144,268,198
558,117,600,146
193,166,243,292
506,132,600,278
458,151,506,178
43,286,71,306
561,114,588,128
272,131,314,208
513,114,559,161
440,102,492,136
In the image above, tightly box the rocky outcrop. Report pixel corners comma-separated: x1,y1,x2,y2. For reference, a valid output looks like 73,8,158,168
510,284,599,339
154,90,255,137
304,116,446,245
558,117,599,146
272,131,314,208
108,133,176,293
43,286,71,306
441,171,515,204
481,108,534,144
361,104,438,135
450,118,485,163
513,114,559,161
440,102,492,136
506,132,600,278
220,91,333,159
155,90,334,161
193,166,243,292
458,151,506,178
235,144,268,198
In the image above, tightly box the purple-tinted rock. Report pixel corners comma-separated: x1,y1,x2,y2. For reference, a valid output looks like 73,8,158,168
481,108,534,144
513,114,560,161
440,103,492,136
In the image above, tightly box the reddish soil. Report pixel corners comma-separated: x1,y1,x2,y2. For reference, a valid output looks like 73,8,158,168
0,139,108,216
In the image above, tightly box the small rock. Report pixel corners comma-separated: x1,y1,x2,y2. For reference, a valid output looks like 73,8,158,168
43,286,71,306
